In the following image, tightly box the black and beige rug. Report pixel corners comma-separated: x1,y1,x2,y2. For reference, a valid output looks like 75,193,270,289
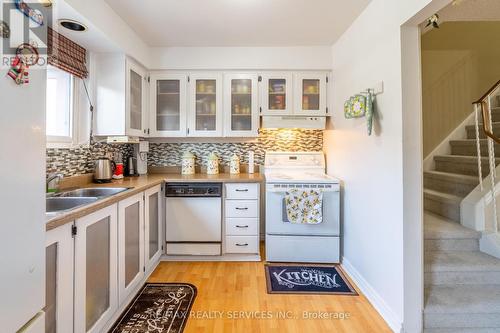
109,283,197,333
265,264,358,295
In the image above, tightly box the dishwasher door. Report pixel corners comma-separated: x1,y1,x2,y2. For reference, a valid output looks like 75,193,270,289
166,197,222,255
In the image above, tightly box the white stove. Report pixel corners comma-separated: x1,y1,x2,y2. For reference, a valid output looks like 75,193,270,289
264,152,341,263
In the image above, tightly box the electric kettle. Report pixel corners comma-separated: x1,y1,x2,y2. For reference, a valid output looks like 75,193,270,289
94,157,116,183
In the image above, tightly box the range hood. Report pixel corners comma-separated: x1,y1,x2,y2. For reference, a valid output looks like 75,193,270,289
261,116,326,130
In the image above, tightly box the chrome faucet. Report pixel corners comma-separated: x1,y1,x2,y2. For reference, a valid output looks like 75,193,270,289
46,173,64,193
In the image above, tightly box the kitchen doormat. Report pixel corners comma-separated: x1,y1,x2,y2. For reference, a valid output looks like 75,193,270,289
109,283,197,333
265,264,358,295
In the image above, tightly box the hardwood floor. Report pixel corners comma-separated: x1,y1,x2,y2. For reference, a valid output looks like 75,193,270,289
148,252,392,332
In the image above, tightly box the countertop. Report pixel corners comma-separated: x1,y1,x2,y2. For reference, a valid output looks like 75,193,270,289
46,172,264,231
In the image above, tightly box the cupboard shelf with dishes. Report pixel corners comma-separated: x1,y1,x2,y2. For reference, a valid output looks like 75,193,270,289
148,70,330,137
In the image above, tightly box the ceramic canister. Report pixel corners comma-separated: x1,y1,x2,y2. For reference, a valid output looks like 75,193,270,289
230,154,240,174
206,152,219,175
181,151,195,175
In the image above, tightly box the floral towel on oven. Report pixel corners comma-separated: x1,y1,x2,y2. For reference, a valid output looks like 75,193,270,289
285,189,323,224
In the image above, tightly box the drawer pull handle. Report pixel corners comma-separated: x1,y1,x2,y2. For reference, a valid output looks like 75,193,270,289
236,243,248,246
235,189,249,192
236,225,249,228
235,207,248,210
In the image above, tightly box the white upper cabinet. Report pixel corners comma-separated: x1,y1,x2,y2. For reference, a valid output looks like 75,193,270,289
126,60,148,137
94,54,149,137
224,73,259,137
149,73,187,137
293,72,329,116
260,72,293,116
188,73,223,137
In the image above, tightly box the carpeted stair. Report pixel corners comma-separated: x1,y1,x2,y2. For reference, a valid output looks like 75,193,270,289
423,107,500,332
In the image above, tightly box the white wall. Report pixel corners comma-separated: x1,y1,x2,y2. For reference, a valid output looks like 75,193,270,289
150,46,333,70
324,0,449,332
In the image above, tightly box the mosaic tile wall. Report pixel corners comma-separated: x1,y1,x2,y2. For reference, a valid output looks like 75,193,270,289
46,142,133,177
148,129,323,167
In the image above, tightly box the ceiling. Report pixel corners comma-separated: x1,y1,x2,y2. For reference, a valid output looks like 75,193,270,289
103,0,371,47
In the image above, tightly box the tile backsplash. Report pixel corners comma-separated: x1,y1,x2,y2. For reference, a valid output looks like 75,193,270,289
46,142,133,177
46,129,323,177
148,129,323,168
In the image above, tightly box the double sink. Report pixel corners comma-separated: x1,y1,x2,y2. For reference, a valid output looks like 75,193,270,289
46,187,130,217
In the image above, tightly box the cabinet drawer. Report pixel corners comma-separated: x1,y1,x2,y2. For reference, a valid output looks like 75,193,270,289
225,236,259,254
226,218,258,236
225,183,259,200
225,200,258,218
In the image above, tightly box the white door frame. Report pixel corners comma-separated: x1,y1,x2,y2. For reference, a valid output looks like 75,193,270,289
400,1,451,332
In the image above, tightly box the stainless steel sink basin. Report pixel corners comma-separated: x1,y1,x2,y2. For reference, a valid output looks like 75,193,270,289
54,187,130,198
46,197,98,213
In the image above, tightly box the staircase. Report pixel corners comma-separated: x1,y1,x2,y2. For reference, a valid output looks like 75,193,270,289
423,107,500,332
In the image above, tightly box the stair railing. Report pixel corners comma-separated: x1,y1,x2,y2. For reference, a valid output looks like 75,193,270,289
473,80,500,233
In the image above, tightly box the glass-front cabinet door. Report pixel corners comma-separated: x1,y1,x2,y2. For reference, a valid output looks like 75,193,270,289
118,193,144,304
224,73,259,137
45,223,74,333
260,72,293,116
150,73,187,137
126,60,147,137
294,72,328,116
145,185,162,272
75,205,118,333
188,73,223,137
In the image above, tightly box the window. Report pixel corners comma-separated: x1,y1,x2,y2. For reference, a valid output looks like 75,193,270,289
46,65,77,146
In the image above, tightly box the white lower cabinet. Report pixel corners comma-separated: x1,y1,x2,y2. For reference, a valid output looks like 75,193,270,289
224,183,260,255
45,223,74,333
145,185,163,272
118,193,145,305
74,204,118,333
47,187,164,333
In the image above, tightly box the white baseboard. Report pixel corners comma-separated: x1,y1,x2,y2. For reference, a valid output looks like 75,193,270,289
342,257,402,333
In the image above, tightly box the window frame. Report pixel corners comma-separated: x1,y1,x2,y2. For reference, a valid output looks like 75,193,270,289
46,66,80,148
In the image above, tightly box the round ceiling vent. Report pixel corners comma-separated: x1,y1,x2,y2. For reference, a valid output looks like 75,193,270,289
58,19,87,32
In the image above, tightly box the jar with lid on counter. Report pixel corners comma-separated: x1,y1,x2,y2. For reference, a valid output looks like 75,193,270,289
206,152,219,175
182,151,195,175
230,154,240,174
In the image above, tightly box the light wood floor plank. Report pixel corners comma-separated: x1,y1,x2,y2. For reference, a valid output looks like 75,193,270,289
148,253,392,332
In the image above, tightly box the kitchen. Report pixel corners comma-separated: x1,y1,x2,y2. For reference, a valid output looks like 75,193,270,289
1,1,394,333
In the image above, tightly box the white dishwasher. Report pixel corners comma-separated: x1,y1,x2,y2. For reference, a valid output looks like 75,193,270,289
165,183,222,255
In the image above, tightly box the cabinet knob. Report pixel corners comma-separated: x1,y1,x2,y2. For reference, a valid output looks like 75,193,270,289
235,189,248,192
236,225,249,228
235,207,248,210
236,243,249,247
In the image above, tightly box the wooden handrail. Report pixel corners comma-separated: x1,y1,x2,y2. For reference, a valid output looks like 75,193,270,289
473,79,500,104
480,101,500,145
473,80,500,145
